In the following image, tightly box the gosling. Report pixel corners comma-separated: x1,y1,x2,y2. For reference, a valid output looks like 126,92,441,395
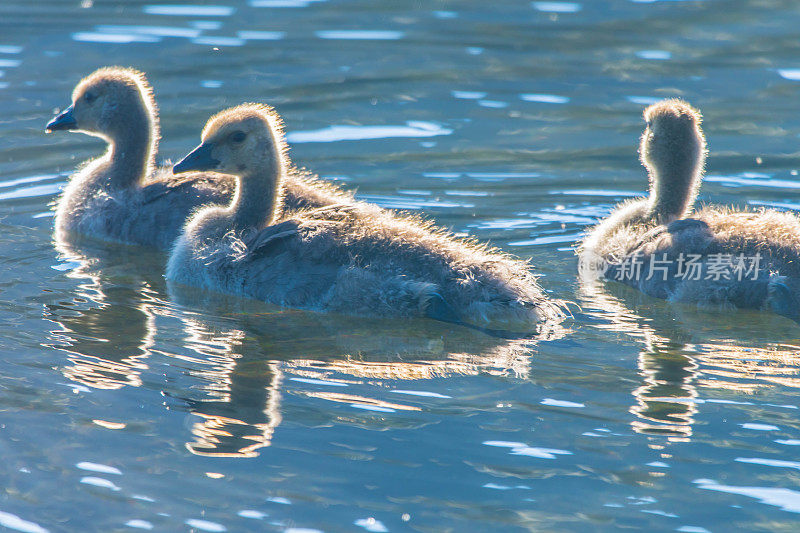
579,99,707,262
46,67,350,250
167,104,564,332
580,99,800,320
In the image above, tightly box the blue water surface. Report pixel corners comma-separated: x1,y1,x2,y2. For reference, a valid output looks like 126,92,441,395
1,0,800,530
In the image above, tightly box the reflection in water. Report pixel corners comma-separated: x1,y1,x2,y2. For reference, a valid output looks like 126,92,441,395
47,235,285,458
580,283,698,441
301,392,420,413
48,237,565,460
580,281,800,442
167,283,566,456
45,238,163,390
164,311,283,458
9,0,800,526
183,360,283,459
630,337,698,442
694,343,800,392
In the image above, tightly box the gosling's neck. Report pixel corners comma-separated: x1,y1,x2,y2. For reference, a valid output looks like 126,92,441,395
645,148,704,224
229,159,284,232
104,105,156,190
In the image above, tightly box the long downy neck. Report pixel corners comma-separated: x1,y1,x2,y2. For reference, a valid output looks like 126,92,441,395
646,146,704,224
230,156,284,232
104,105,156,190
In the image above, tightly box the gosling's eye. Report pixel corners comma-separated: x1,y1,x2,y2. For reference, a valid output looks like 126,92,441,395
645,121,652,129
84,92,97,104
230,131,247,143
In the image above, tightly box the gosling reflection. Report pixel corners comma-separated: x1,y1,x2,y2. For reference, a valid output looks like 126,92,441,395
183,359,282,458
629,337,698,441
165,283,566,457
164,313,283,458
581,280,800,442
46,238,164,390
581,283,698,440
49,236,283,458
169,281,565,380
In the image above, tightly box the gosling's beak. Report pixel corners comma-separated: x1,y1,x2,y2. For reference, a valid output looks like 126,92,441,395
45,105,78,132
173,143,220,174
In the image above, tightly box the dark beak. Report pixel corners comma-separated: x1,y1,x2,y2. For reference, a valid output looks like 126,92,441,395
45,105,78,132
173,143,220,174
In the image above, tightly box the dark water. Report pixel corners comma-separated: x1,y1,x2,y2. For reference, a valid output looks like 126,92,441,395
2,0,800,531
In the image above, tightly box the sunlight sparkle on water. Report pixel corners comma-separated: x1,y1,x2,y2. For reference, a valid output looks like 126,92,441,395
520,93,570,104
0,511,48,533
184,519,227,532
287,122,452,143
125,520,154,530
76,462,122,475
451,90,487,99
635,50,672,60
316,30,404,40
143,5,236,16
354,517,389,532
80,477,121,491
72,33,160,43
532,2,582,13
695,480,800,513
94,24,202,38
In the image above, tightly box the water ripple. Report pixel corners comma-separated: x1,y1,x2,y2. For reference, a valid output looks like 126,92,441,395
184,519,227,532
706,173,800,189
94,24,201,38
250,0,326,6
76,462,122,475
0,511,48,533
143,5,236,16
357,194,472,210
72,32,160,44
0,182,62,201
520,93,570,104
125,520,153,530
626,96,661,105
80,476,121,491
484,440,573,459
777,69,800,81
451,90,487,100
315,30,405,40
286,121,451,143
532,2,582,13
237,30,286,40
695,480,800,513
635,50,672,60
354,517,388,533
192,36,245,47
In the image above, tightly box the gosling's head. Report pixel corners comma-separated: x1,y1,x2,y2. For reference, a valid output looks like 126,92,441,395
173,103,286,178
639,99,706,220
640,98,705,180
45,67,157,140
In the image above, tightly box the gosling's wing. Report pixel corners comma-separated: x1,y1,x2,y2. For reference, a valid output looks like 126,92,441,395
245,219,304,258
625,218,711,256
241,218,349,309
245,204,361,257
